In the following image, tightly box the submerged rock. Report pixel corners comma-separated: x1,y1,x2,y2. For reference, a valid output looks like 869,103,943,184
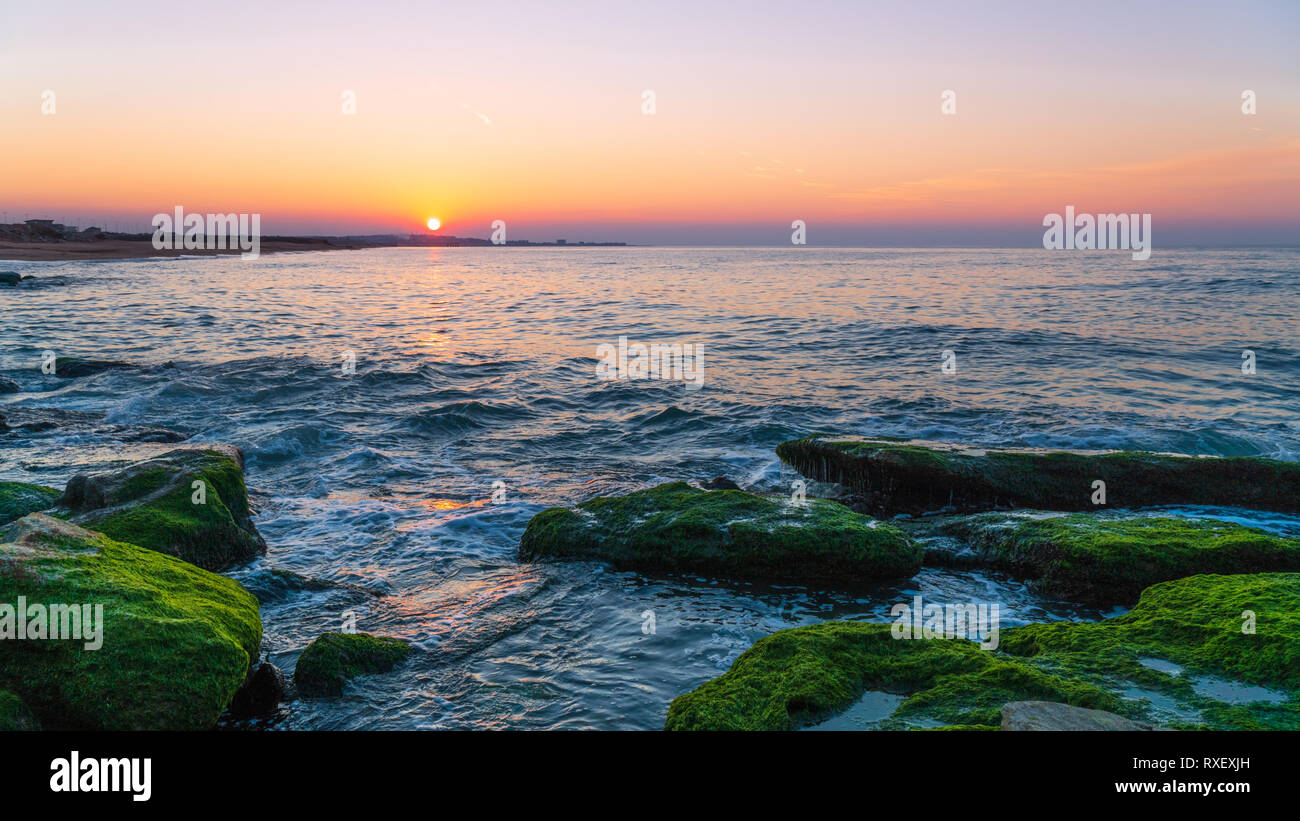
934,512,1300,604
238,567,386,604
294,632,412,697
0,406,185,442
0,377,19,394
699,476,741,491
0,690,40,730
1001,701,1156,731
50,357,133,378
666,573,1300,731
58,444,267,570
776,436,1300,516
226,661,286,718
0,514,262,730
519,481,922,582
0,481,61,525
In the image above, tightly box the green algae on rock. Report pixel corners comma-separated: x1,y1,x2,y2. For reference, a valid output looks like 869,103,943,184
0,481,61,525
1000,573,1300,729
57,444,266,571
0,689,40,730
935,513,1300,604
519,481,922,582
666,573,1300,731
663,620,1120,731
294,632,412,697
0,514,262,730
775,436,1300,516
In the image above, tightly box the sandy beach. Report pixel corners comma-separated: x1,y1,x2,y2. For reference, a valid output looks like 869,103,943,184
0,237,370,262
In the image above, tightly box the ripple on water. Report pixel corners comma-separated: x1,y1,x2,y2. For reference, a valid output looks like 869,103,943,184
4,247,1299,729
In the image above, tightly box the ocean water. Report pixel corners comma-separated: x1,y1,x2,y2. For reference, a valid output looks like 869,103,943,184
2,246,1298,729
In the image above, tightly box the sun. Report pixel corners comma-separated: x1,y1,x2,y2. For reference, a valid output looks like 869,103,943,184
426,217,441,231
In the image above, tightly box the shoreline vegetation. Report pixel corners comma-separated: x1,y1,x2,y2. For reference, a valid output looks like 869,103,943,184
2,359,1298,729
0,220,629,261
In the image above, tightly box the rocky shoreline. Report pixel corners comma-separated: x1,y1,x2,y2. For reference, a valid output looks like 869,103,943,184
0,441,411,730
4,407,1299,730
523,437,1300,731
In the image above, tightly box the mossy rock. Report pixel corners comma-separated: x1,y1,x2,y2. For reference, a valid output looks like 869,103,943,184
936,513,1300,604
0,690,40,730
0,481,61,525
776,436,1300,516
519,481,922,582
58,444,266,571
294,632,412,697
664,621,1120,731
666,573,1300,731
1001,573,1300,729
0,514,262,730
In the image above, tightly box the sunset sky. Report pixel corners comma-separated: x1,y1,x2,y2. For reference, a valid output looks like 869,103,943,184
2,0,1297,244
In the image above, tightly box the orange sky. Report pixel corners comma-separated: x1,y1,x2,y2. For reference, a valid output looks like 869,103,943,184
2,1,1297,243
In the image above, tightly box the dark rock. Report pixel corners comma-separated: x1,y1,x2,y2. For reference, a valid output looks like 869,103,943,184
0,272,20,286
0,691,41,731
0,406,184,442
777,436,1300,516
51,357,133,378
226,662,286,718
1001,701,1156,731
0,377,19,394
699,476,740,490
238,567,386,604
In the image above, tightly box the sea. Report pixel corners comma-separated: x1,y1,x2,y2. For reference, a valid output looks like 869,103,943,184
2,246,1298,729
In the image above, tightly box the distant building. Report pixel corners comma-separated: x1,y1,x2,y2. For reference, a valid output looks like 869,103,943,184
556,239,567,245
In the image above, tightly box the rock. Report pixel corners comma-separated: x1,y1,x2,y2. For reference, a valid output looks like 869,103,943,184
294,632,412,697
0,514,262,730
1000,573,1300,708
0,690,41,730
0,406,185,442
0,481,61,525
519,481,922,582
664,621,1116,731
50,357,133,378
934,512,1300,604
699,476,741,490
0,272,20,286
776,436,1300,516
226,661,286,718
0,377,19,394
1001,701,1155,731
666,572,1300,731
58,444,267,570
238,567,386,604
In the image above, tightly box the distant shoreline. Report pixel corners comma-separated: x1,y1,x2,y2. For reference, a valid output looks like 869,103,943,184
0,235,630,262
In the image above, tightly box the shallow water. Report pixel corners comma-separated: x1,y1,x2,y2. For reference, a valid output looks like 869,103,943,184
2,247,1298,729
